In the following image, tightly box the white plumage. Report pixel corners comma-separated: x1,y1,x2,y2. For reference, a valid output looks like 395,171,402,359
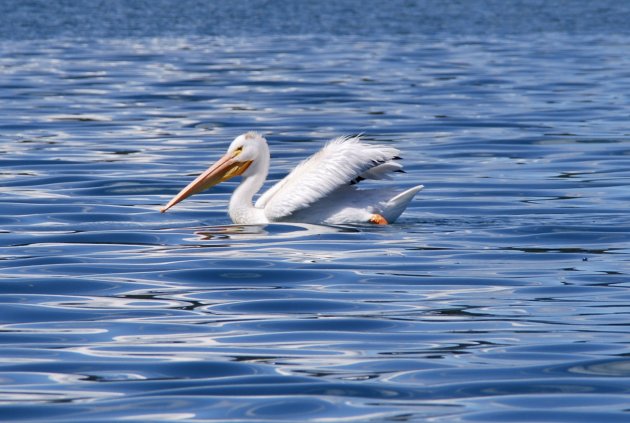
161,132,423,225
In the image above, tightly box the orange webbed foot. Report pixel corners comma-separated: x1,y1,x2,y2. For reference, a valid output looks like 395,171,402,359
369,214,388,225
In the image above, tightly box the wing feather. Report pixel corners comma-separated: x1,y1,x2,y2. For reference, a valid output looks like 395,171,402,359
255,136,401,221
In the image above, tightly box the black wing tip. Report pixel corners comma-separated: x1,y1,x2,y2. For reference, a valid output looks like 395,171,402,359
350,176,366,185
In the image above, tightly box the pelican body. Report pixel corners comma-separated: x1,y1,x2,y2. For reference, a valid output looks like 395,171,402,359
161,132,423,225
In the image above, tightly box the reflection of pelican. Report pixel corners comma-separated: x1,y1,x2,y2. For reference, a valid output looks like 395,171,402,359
161,132,423,225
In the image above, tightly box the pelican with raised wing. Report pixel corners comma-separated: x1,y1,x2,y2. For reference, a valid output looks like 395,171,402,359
160,132,423,225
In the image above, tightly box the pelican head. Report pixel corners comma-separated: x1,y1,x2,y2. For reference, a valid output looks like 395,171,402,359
160,132,269,213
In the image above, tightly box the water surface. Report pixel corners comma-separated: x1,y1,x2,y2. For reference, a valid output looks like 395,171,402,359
1,2,630,422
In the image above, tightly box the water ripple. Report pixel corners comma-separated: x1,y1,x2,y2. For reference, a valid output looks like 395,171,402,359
1,17,629,423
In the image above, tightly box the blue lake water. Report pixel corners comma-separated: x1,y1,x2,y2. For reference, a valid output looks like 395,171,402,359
1,1,630,421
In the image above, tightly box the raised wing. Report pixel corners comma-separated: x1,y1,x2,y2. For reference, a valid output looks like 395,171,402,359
255,136,401,221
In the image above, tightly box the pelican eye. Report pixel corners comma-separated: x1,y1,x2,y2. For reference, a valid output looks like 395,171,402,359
233,146,244,156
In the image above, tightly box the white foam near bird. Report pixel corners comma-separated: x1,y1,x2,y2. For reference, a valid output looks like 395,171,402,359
160,132,423,225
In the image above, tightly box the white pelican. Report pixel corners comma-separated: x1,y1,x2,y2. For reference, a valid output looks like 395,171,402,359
160,132,423,225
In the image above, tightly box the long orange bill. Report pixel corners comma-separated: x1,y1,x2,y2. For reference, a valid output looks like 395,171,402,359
160,152,252,213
